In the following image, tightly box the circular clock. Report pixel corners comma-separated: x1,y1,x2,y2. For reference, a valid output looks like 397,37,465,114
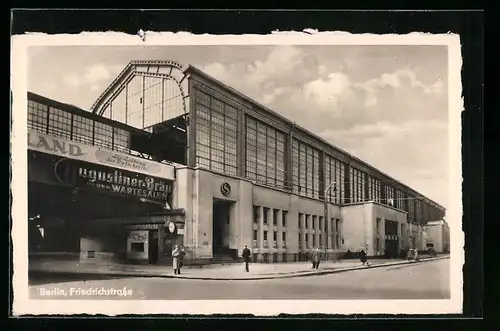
168,222,176,233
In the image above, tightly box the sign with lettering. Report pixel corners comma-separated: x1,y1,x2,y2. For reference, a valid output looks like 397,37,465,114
96,149,161,174
220,182,231,196
28,129,175,181
128,230,148,242
28,130,86,157
76,161,173,202
125,224,160,230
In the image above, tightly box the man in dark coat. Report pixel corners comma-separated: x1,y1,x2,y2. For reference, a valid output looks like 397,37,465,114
242,245,251,272
311,248,321,269
359,247,370,266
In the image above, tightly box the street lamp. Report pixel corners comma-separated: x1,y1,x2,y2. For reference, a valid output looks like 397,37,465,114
324,181,336,263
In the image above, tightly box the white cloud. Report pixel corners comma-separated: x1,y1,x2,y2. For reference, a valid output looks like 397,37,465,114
83,64,112,82
61,64,124,90
303,73,352,108
320,119,448,205
62,73,81,87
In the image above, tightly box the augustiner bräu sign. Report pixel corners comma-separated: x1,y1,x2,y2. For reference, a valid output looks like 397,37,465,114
78,165,172,202
54,158,173,202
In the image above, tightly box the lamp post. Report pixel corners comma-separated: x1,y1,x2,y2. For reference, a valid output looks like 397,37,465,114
324,181,336,263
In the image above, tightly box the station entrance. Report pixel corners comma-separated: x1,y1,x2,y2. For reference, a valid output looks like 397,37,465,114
212,199,236,260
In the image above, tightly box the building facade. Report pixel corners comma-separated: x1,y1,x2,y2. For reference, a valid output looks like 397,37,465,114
27,60,446,266
424,220,450,253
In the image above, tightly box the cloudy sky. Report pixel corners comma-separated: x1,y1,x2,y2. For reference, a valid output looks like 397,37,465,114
28,45,449,207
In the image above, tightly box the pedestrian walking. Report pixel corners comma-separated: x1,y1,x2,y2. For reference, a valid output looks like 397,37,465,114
242,245,251,272
359,247,370,266
172,245,181,274
178,245,186,272
311,248,321,269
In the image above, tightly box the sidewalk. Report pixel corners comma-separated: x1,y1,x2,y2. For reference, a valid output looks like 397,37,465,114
29,255,449,281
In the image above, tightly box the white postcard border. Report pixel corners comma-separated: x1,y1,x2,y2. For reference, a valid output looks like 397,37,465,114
11,31,464,316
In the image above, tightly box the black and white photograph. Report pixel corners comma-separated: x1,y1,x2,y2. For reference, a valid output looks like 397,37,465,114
11,32,463,315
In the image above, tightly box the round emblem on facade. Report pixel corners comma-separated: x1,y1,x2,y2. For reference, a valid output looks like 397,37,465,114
168,221,176,233
221,182,231,196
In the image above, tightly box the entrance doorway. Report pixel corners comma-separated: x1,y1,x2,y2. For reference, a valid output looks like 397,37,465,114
148,231,159,265
385,239,399,258
212,199,236,260
384,219,399,258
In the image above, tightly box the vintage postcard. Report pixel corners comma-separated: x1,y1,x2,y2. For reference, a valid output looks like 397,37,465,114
11,31,463,315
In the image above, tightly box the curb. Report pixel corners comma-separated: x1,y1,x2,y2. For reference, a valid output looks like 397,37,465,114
164,256,449,281
29,256,449,282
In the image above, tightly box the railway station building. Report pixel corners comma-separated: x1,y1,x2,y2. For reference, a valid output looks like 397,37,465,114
27,60,446,266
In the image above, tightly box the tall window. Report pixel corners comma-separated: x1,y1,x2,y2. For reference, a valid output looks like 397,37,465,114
350,167,366,203
27,98,132,154
368,176,381,202
408,197,415,222
385,185,395,207
253,206,260,224
245,115,286,188
394,189,405,210
27,100,48,133
292,138,321,199
324,155,346,204
48,107,72,139
113,127,130,153
272,209,279,225
263,207,269,224
72,115,93,146
195,90,238,175
415,199,422,223
282,210,288,227
94,122,113,150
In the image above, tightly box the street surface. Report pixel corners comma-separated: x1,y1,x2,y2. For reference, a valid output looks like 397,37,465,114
29,258,450,300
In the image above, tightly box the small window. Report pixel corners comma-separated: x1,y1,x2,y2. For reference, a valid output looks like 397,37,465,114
131,243,145,252
263,231,268,240
282,211,288,227
282,232,286,242
263,207,269,224
273,209,279,225
273,231,277,241
253,230,258,240
253,206,260,223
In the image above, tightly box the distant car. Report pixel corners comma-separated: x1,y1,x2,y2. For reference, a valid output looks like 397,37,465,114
407,249,420,261
427,248,437,257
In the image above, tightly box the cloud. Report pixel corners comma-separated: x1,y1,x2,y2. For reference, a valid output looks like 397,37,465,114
61,64,123,90
355,68,445,108
320,119,448,205
303,73,352,108
61,73,81,87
